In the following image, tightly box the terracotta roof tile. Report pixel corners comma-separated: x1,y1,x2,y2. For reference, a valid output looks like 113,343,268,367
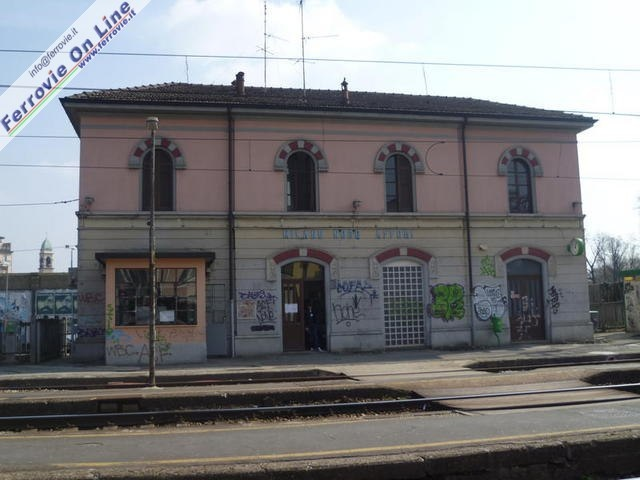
61,82,593,123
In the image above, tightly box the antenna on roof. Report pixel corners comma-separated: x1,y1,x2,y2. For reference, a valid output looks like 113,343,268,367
422,64,428,95
263,0,267,91
299,0,306,100
259,1,288,91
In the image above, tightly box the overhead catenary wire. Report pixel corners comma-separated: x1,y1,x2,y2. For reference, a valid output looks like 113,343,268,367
3,47,640,73
0,198,78,207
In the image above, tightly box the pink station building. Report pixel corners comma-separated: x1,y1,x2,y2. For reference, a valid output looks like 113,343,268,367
61,73,595,365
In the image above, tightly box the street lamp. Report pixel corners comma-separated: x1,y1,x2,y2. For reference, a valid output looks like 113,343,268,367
146,116,159,387
65,245,75,269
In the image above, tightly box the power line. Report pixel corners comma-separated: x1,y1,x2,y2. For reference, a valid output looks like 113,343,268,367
3,48,640,73
0,198,78,207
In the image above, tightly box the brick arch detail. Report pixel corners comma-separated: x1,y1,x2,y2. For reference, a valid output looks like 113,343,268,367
369,247,435,279
499,246,551,262
267,248,337,281
274,140,328,172
273,248,335,265
374,142,424,173
375,247,432,264
129,136,186,169
498,146,542,176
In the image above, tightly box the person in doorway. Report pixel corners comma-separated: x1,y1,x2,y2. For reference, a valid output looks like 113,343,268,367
305,303,322,351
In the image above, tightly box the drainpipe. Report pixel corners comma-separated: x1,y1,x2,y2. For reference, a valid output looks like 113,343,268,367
227,107,237,357
461,117,475,347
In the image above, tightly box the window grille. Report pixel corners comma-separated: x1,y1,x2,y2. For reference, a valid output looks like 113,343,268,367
383,264,425,347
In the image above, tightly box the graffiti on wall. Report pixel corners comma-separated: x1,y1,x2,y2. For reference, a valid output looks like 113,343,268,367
336,280,379,303
0,291,31,324
77,327,105,338
78,292,105,305
0,291,31,338
472,285,507,321
428,284,465,321
332,279,379,329
624,281,640,332
238,289,277,332
510,294,543,340
480,256,497,277
106,328,172,364
546,285,563,315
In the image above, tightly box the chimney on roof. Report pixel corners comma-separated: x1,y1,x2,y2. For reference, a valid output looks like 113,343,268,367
341,78,350,105
232,71,245,96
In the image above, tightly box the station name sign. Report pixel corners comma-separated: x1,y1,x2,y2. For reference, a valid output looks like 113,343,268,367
282,228,414,241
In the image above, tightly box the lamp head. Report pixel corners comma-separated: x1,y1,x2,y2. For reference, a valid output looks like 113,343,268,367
146,116,159,132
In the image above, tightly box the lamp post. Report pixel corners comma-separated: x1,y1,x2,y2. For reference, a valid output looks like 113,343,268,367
1,262,8,356
65,245,75,269
146,116,159,387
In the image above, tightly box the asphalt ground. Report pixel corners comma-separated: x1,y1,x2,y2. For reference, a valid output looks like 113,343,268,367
1,331,640,479
0,331,639,416
1,331,639,375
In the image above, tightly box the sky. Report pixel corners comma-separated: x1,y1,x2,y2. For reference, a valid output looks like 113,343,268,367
1,0,639,272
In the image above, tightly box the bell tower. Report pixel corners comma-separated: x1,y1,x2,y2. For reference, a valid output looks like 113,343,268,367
39,237,54,273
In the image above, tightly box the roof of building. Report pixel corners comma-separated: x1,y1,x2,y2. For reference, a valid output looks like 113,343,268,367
40,238,52,251
61,79,595,129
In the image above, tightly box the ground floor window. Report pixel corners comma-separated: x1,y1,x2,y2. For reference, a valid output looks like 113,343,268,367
383,262,425,347
115,267,197,326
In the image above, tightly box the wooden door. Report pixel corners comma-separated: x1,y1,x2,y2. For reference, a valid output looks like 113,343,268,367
508,260,545,341
282,279,305,351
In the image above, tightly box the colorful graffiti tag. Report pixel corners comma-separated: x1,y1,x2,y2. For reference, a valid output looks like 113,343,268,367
472,284,507,321
238,289,277,332
480,256,497,277
428,284,465,321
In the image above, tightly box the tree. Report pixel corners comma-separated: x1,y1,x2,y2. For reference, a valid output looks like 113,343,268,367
586,234,640,283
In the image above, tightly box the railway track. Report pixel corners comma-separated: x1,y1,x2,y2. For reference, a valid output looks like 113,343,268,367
2,354,639,391
1,356,639,431
1,380,639,431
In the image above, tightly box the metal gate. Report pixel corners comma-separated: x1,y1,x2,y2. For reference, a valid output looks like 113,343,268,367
383,263,425,347
507,259,545,341
206,284,228,357
37,316,63,362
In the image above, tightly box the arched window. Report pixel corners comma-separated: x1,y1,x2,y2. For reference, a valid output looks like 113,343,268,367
385,155,413,212
287,152,316,212
507,158,533,213
142,149,174,211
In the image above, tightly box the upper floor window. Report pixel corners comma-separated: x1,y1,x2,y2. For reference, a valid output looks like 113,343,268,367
507,158,533,213
374,142,423,213
274,139,328,213
287,152,316,212
385,155,414,212
129,136,185,212
142,149,174,211
498,146,542,214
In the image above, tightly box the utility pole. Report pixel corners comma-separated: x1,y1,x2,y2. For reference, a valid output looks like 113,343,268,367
146,116,159,387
